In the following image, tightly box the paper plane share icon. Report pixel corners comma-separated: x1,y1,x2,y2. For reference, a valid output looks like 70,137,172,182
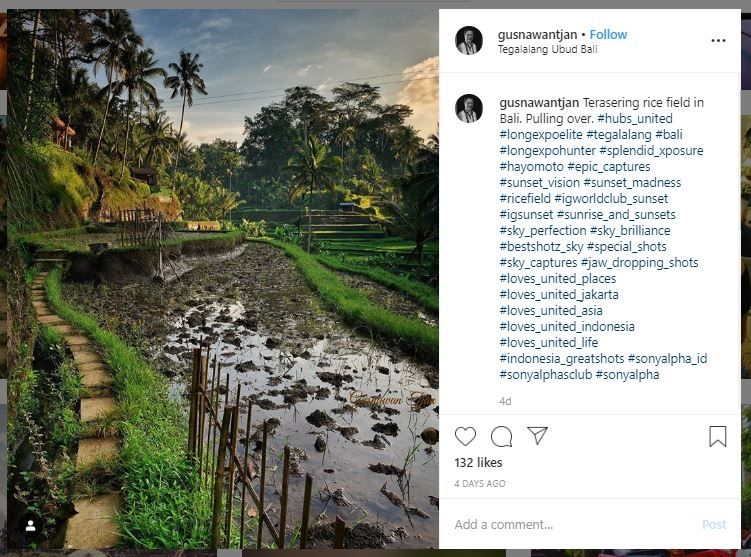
527,426,548,446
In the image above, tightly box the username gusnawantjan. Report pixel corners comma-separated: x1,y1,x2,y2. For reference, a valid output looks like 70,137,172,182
498,97,644,111
497,29,579,42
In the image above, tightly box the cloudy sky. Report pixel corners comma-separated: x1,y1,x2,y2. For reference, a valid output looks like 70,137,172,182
130,10,438,145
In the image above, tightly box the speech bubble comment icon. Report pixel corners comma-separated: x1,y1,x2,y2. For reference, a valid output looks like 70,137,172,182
491,426,513,447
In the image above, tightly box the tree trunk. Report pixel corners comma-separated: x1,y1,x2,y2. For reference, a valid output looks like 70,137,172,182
228,174,233,222
93,72,113,165
120,91,133,180
307,181,313,253
174,94,187,173
62,115,70,150
23,10,41,132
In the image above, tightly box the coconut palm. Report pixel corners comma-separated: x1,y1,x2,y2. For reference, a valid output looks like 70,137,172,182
284,135,342,252
222,150,243,220
88,9,142,165
380,133,438,262
56,65,91,151
334,123,356,159
135,48,166,123
164,50,208,171
139,111,175,168
393,126,422,173
115,45,166,178
173,130,194,170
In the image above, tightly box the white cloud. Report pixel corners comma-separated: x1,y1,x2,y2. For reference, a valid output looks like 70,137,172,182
317,77,335,91
396,56,439,139
297,64,323,76
200,17,232,31
263,65,273,73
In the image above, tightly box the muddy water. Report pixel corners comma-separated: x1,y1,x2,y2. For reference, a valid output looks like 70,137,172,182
62,242,439,548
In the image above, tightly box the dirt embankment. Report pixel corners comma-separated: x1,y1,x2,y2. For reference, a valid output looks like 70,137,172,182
67,234,244,283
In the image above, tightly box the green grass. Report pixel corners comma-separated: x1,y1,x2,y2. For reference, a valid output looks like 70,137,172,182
317,254,438,314
255,239,438,363
318,237,438,256
44,268,212,548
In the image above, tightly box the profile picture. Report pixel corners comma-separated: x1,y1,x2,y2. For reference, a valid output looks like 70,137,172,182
455,26,482,55
455,94,482,123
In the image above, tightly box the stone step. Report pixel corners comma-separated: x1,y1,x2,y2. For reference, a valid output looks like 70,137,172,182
73,350,104,367
80,397,117,422
52,324,75,335
64,494,121,549
64,334,92,346
79,365,114,389
38,315,66,326
76,437,119,470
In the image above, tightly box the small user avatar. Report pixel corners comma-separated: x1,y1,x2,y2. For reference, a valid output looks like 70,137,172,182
456,94,482,123
25,520,35,532
456,26,482,55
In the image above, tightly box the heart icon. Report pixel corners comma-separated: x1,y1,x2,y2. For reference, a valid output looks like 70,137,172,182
455,426,477,447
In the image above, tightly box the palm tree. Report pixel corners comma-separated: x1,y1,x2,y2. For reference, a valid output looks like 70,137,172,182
88,10,142,165
380,133,438,262
56,65,91,150
173,130,194,170
139,111,175,168
135,48,165,123
115,45,166,178
215,187,246,220
284,135,342,252
164,50,208,171
393,126,422,173
334,123,356,178
222,150,243,221
334,123,356,158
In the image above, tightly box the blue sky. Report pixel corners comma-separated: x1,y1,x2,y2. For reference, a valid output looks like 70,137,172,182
129,10,438,145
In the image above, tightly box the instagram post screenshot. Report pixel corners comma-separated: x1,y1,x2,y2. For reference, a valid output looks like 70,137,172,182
0,1,747,555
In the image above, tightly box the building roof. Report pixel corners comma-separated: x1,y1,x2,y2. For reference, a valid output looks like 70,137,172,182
51,117,76,135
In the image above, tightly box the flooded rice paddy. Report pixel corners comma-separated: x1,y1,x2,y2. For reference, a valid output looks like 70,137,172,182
62,242,439,548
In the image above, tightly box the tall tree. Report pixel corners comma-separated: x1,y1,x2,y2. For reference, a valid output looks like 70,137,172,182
135,47,165,122
380,134,439,262
284,136,342,252
164,50,208,171
114,44,165,178
139,110,175,167
332,82,381,127
222,149,242,220
88,9,142,165
393,126,422,173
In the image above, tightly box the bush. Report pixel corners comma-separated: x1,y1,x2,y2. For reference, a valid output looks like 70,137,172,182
272,224,301,245
239,219,267,239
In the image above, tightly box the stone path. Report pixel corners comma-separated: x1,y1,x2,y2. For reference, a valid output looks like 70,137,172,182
30,271,121,549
